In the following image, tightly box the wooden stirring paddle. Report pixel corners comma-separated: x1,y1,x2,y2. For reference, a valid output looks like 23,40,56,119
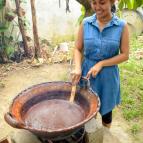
69,84,77,103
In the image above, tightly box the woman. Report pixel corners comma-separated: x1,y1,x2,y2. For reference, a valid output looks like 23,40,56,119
72,0,129,128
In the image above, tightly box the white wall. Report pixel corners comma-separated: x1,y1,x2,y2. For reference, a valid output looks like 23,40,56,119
23,0,81,39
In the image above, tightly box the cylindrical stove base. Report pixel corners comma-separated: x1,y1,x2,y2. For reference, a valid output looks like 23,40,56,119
38,127,89,143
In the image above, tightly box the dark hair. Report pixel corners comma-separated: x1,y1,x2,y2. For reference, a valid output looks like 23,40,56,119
111,4,116,13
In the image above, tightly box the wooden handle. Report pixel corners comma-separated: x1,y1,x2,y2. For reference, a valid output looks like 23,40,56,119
69,85,77,103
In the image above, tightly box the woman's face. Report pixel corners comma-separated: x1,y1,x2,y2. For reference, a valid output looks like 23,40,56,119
90,0,114,19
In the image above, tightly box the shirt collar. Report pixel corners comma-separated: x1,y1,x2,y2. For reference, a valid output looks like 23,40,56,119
88,13,120,27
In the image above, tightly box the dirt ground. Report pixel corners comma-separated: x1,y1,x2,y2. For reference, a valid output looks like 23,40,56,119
0,63,135,143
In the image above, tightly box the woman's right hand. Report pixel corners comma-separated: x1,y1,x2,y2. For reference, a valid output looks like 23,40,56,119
71,68,82,85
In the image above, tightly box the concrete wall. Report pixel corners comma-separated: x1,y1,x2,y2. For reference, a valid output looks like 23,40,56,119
23,0,81,39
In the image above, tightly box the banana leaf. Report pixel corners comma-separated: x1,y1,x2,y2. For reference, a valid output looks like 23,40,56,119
118,0,143,10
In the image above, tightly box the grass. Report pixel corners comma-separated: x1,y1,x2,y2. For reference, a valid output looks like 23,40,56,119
119,35,143,135
131,124,141,135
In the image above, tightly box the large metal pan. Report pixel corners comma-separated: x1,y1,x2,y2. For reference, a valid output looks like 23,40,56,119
4,81,100,140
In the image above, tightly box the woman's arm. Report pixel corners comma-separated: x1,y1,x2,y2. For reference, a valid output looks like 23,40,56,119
86,24,129,78
72,24,84,84
74,24,83,70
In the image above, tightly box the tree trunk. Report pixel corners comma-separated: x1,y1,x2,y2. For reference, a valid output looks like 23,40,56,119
76,0,93,16
30,0,41,58
15,0,29,57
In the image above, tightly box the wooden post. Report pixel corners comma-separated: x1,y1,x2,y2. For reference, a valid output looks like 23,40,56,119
30,0,41,58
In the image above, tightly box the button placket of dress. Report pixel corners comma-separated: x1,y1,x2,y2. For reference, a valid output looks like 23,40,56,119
99,31,103,58
97,25,102,59
91,22,105,59
95,24,101,59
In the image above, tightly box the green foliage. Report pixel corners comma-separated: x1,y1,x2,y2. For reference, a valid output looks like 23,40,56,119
130,36,143,51
0,1,17,61
131,124,141,135
118,0,143,10
5,46,15,57
0,35,15,59
120,36,143,122
77,6,85,25
122,108,140,120
0,0,6,10
5,10,16,22
20,16,30,30
6,11,15,17
119,36,143,140
0,22,9,32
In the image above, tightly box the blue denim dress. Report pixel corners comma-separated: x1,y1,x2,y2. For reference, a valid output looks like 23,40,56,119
80,14,126,116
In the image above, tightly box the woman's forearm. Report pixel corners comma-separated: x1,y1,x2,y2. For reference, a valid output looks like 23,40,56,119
74,48,83,69
100,53,129,67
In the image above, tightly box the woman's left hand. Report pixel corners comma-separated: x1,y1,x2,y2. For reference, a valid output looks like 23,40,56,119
86,62,103,79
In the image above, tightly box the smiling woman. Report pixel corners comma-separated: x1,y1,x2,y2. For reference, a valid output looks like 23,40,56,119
72,0,129,128
90,0,116,20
